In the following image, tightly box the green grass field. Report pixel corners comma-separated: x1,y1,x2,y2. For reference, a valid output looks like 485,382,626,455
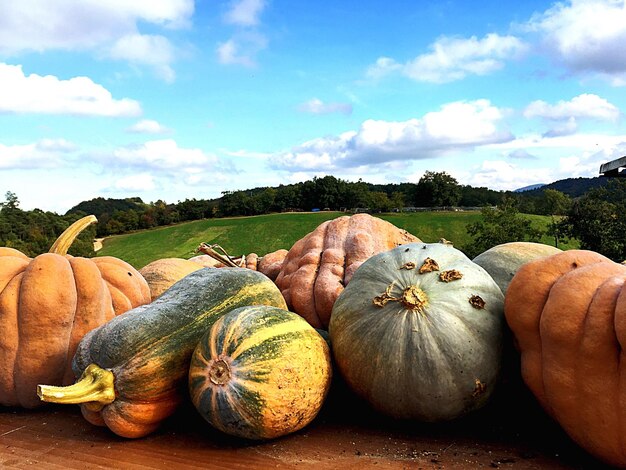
97,211,578,269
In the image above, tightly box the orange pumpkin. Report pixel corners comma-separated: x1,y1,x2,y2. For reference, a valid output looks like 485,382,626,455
274,214,420,329
504,249,626,467
0,215,151,408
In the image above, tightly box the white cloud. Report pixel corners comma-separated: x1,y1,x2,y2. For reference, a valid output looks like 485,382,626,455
464,160,551,190
367,33,527,83
527,0,626,83
272,99,512,170
110,139,218,171
524,94,620,121
0,1,192,81
113,173,157,192
216,32,267,67
126,119,172,134
108,33,177,82
0,63,142,116
0,138,77,169
224,0,267,26
0,0,193,55
298,98,353,115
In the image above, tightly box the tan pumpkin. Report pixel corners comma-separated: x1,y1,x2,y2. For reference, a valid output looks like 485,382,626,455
139,258,204,301
505,250,626,467
0,215,151,408
275,214,420,329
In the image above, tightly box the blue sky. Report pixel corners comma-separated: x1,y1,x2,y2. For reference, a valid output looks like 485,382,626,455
2,0,626,213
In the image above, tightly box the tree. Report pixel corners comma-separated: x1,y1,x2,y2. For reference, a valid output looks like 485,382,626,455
463,198,544,259
540,189,571,247
562,180,626,262
415,171,461,207
0,191,20,210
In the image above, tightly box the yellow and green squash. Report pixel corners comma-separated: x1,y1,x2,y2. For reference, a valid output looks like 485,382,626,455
37,268,287,438
189,305,332,440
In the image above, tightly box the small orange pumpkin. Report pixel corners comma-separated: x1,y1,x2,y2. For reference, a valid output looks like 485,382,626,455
0,215,151,408
505,249,626,467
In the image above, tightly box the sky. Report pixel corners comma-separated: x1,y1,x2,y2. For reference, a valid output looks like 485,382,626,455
2,0,626,213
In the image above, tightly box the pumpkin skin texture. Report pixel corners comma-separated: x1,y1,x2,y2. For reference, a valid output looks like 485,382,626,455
472,242,562,294
189,305,332,440
329,242,504,422
275,214,420,329
504,250,626,467
139,257,203,301
0,216,150,408
38,268,287,439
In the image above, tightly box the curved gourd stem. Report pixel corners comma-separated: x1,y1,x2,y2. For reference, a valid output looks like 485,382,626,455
49,215,98,255
37,364,115,411
197,243,245,268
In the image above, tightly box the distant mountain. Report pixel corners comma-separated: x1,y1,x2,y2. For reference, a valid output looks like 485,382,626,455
66,197,146,218
522,177,610,198
514,183,546,192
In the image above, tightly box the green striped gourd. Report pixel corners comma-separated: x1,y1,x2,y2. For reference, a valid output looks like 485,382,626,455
189,305,332,440
37,268,287,438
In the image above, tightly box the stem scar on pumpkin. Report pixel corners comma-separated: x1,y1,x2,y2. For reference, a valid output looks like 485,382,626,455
439,270,463,282
419,257,439,274
400,262,416,270
469,295,486,309
472,379,487,398
373,281,428,313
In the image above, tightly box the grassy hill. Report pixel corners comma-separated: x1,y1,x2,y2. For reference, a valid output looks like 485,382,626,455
97,211,578,269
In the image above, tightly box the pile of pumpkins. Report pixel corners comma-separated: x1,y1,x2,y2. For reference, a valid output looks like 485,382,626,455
1,214,625,467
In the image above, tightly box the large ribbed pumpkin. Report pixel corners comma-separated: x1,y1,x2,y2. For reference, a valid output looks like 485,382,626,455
275,214,420,329
329,242,504,421
139,258,204,301
0,215,150,408
189,305,332,440
504,250,626,467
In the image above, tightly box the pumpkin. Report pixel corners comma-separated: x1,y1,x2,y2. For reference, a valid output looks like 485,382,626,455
193,246,288,282
504,250,626,467
275,214,420,329
37,268,287,438
139,257,204,301
189,305,332,440
329,242,504,421
472,242,562,294
0,215,150,408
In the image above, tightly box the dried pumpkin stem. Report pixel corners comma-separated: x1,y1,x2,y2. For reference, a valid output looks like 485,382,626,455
48,215,98,256
197,243,244,268
37,363,115,410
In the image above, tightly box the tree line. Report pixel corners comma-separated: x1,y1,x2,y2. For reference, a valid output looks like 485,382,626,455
1,173,625,262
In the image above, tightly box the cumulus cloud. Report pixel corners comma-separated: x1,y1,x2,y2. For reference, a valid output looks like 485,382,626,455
126,119,172,134
108,33,177,82
465,160,551,190
0,138,77,169
524,93,620,121
508,149,539,160
527,0,626,83
224,0,267,26
298,98,353,115
367,33,527,83
110,139,218,171
217,32,268,67
113,173,157,192
0,63,141,116
0,1,192,80
271,99,512,171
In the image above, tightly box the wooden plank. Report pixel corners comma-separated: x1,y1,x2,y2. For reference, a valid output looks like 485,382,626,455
0,389,614,469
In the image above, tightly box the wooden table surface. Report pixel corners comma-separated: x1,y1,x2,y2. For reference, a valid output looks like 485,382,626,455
0,384,612,470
